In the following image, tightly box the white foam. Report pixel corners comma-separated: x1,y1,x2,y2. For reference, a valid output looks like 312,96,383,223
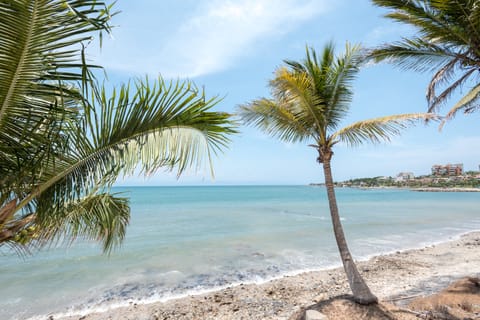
24,262,344,320
27,227,480,320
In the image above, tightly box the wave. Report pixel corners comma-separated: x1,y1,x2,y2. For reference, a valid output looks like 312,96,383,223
24,264,341,320
23,227,480,320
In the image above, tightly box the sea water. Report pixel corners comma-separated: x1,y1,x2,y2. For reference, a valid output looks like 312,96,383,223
1,186,479,319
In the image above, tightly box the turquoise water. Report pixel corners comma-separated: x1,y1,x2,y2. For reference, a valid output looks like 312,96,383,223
1,186,479,319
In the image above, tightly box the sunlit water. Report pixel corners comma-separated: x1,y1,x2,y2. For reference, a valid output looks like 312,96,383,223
1,186,479,319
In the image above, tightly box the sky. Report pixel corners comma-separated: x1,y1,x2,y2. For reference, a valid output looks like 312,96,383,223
90,0,480,186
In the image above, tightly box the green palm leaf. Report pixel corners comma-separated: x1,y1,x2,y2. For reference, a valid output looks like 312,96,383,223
11,77,235,251
331,113,438,147
0,0,113,141
238,97,315,143
370,0,480,121
0,2,236,253
239,43,363,145
270,67,325,137
0,0,114,201
36,191,130,253
368,37,461,72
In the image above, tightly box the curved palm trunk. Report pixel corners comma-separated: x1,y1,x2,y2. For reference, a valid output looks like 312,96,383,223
322,159,378,305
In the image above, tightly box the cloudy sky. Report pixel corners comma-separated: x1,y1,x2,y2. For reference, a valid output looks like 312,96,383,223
91,0,480,185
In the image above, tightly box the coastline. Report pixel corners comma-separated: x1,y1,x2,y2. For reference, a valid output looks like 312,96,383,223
50,231,480,320
346,185,480,192
411,187,480,192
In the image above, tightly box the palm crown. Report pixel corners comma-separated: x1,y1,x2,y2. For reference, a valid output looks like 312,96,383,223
370,0,480,121
239,43,433,160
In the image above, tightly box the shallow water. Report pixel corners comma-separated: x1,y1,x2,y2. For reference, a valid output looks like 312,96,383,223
1,186,479,319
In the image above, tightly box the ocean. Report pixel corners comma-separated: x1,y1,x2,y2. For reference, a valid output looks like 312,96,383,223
1,186,479,320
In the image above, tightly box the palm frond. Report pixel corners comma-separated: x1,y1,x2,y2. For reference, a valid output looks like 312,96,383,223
326,43,362,129
0,2,236,254
16,77,236,220
85,77,236,176
271,66,325,135
331,113,438,147
371,0,480,121
443,83,480,122
428,68,477,112
282,45,336,132
238,98,314,143
427,57,460,104
471,1,480,46
0,0,113,132
372,0,473,46
36,191,130,253
0,0,114,198
239,42,364,146
368,37,459,72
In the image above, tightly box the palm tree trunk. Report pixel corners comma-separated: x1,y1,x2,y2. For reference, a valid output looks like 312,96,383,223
322,159,378,305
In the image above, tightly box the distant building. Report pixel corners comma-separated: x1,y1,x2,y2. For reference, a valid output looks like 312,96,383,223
431,163,463,176
396,172,414,182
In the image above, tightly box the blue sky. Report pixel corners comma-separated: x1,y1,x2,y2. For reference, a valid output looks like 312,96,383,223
91,0,480,185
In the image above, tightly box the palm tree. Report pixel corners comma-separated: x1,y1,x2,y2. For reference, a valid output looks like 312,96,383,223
238,43,435,305
0,1,235,252
369,0,480,124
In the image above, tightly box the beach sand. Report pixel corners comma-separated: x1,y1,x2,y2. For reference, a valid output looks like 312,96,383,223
55,231,480,320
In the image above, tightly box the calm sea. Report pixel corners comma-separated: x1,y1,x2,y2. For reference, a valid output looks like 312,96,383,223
1,186,479,319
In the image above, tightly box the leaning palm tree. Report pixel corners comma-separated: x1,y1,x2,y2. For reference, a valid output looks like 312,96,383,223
369,0,480,124
238,43,435,304
0,1,235,253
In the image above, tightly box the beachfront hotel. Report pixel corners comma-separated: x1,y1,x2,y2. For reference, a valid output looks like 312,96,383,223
431,163,464,176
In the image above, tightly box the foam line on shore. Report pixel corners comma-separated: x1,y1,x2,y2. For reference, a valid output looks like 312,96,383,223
27,229,480,320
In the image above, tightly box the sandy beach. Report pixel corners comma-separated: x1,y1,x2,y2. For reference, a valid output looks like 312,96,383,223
51,231,480,320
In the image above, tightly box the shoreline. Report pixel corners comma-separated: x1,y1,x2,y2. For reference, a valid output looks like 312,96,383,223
410,187,480,192
344,186,480,192
49,230,480,320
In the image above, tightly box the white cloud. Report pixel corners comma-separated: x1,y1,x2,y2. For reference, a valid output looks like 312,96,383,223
97,0,330,78
363,24,415,46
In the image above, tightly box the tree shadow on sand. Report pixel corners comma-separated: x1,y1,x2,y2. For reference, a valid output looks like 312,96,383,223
290,278,480,320
290,294,400,320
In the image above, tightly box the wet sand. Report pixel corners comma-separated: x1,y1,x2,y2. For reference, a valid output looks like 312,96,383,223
55,231,480,320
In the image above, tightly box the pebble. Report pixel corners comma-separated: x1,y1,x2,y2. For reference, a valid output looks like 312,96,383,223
306,309,328,320
51,232,480,320
313,294,327,303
